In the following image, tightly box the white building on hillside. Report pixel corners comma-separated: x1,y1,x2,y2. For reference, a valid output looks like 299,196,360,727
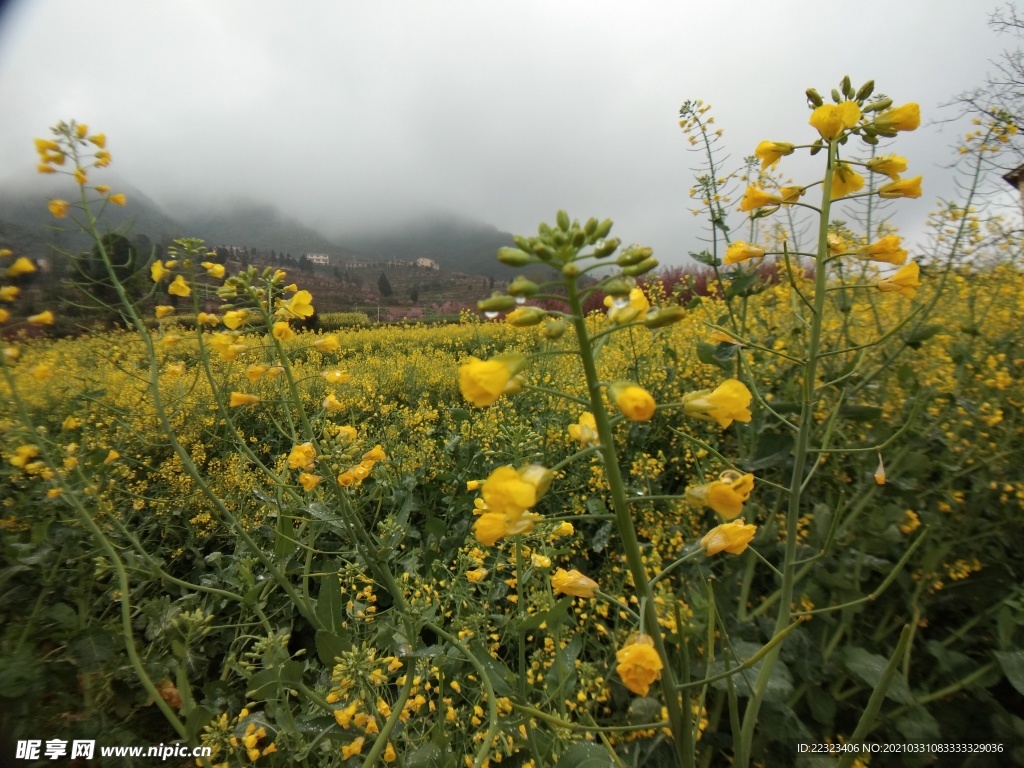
305,253,330,265
415,257,440,270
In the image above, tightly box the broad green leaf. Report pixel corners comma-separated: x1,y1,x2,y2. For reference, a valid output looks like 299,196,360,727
556,743,615,768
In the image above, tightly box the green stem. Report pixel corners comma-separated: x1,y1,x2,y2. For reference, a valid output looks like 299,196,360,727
564,278,692,768
735,138,837,767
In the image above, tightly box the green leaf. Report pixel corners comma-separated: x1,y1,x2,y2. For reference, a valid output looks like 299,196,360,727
689,250,720,267
71,626,116,673
469,643,516,697
449,408,471,422
708,641,793,701
724,270,761,299
743,433,795,471
405,744,451,768
556,742,615,768
316,572,344,634
520,596,573,631
315,630,348,666
903,324,943,349
995,650,1024,696
696,341,730,371
841,647,915,704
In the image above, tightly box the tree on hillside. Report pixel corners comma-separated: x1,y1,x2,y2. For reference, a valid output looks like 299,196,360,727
954,3,1024,170
377,272,394,297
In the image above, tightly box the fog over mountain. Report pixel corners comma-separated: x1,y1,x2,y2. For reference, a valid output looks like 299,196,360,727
0,0,1014,270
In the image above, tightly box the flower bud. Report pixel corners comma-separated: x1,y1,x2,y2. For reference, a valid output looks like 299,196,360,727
856,79,875,101
540,318,566,339
593,219,614,240
863,97,893,113
805,88,824,107
643,306,686,329
562,262,581,278
517,463,553,499
513,234,532,252
621,257,658,276
616,245,654,267
602,276,635,296
592,237,620,258
508,276,539,296
831,88,842,103
556,209,570,232
506,306,546,327
841,75,853,98
532,243,556,261
477,293,517,312
497,247,534,267
584,217,598,238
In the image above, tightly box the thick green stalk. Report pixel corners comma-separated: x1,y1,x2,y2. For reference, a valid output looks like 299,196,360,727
564,278,692,768
735,140,837,766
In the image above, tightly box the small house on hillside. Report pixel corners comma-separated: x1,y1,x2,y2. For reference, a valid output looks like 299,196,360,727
415,257,440,270
305,253,330,265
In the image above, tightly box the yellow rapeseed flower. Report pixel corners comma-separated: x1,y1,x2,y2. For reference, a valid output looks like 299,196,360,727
74,168,88,185
167,275,190,297
6,258,36,277
155,305,174,319
603,287,649,324
686,470,755,520
754,140,794,170
197,312,220,326
701,520,758,555
88,133,106,148
0,308,9,324
874,103,920,133
30,364,52,382
874,453,886,485
95,184,110,195
201,262,226,279
150,261,170,282
323,393,344,411
299,472,321,491
568,412,599,447
466,567,489,583
739,186,781,212
222,310,249,330
878,176,923,199
551,568,599,598
34,138,60,154
314,335,340,352
611,383,656,421
28,310,55,325
865,154,908,180
229,392,260,407
272,321,295,341
103,450,120,465
278,289,314,319
9,445,40,468
109,193,127,206
458,354,523,407
831,163,865,199
724,241,765,265
323,369,350,384
48,200,69,218
75,123,88,138
615,634,663,696
288,442,316,470
245,364,268,383
858,235,907,265
809,101,861,140
683,379,752,428
877,261,921,298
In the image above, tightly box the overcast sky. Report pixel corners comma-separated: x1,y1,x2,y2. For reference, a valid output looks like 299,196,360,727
0,0,1011,263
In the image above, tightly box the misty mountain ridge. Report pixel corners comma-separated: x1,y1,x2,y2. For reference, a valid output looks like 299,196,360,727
0,172,518,277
